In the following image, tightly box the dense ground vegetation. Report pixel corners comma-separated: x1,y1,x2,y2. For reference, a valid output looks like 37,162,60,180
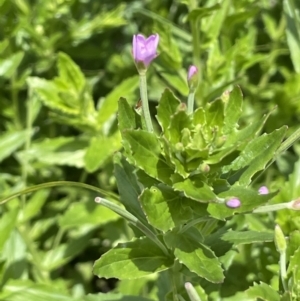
0,0,300,300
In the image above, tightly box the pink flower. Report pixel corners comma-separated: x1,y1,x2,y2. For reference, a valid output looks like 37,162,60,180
226,198,241,208
132,34,159,67
187,65,198,81
258,186,269,195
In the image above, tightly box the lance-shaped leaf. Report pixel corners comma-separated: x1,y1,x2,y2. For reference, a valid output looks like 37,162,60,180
164,229,224,283
93,236,173,280
122,129,173,185
114,153,146,224
156,89,181,134
221,230,274,245
239,126,287,186
223,126,287,185
223,86,243,134
139,185,193,232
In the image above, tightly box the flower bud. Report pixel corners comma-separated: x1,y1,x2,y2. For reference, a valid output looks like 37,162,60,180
258,186,269,195
187,65,199,92
274,224,286,254
225,198,241,208
132,34,159,72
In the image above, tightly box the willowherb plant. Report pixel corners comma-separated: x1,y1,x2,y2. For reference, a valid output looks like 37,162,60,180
93,33,300,300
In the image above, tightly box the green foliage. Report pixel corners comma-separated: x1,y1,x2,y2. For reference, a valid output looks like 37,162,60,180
1,0,300,300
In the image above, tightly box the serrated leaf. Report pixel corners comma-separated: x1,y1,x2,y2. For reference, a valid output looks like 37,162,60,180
28,77,79,115
93,236,173,279
221,230,274,245
156,89,181,133
122,130,173,185
139,185,193,232
173,177,217,203
57,52,85,94
164,229,224,283
208,187,277,220
246,282,280,301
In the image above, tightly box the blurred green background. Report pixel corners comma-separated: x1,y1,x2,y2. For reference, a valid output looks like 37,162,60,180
0,0,300,300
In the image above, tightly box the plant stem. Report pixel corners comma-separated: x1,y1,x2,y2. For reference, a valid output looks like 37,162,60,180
139,71,154,132
253,201,294,213
189,0,201,81
279,252,287,291
170,260,181,301
11,73,21,129
185,282,202,301
187,91,195,114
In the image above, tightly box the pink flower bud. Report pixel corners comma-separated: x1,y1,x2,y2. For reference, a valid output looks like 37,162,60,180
132,34,159,68
187,65,199,91
187,65,198,80
258,186,269,195
225,198,241,208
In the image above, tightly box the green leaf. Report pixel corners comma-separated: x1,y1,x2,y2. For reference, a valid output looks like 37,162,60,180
118,97,143,131
97,76,139,125
246,282,280,301
207,187,276,220
168,109,192,144
284,0,300,73
0,51,24,78
42,231,94,271
58,201,119,229
0,280,76,301
122,130,173,185
84,132,121,172
84,293,153,301
221,230,274,245
156,89,181,133
28,77,79,115
19,189,50,223
93,236,173,280
139,185,193,232
223,86,243,134
238,127,287,185
0,130,29,163
222,127,287,183
164,229,224,283
185,4,221,21
173,177,217,203
287,247,300,276
0,209,18,252
57,52,85,94
113,153,146,224
16,136,87,168
205,98,224,129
